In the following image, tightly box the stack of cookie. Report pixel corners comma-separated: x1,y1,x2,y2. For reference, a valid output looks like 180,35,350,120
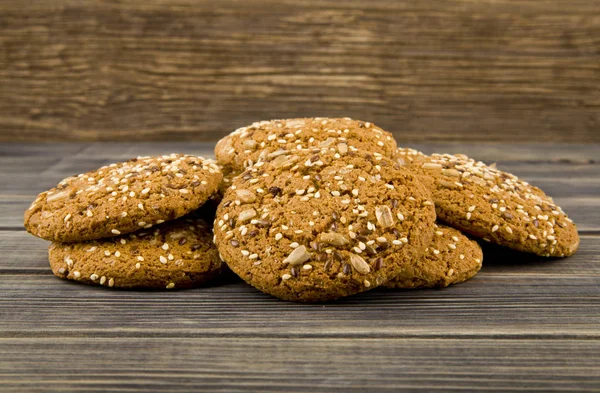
212,118,579,301
24,154,224,290
24,118,580,301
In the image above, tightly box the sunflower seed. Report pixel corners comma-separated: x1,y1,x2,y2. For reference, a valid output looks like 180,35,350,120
236,189,256,203
238,209,257,222
320,232,350,246
283,245,311,266
375,205,394,228
349,253,371,274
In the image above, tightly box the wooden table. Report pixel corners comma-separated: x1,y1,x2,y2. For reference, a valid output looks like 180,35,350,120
1,142,599,392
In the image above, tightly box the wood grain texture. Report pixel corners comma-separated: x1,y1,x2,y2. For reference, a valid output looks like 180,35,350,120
0,1,599,142
1,337,599,392
1,142,599,392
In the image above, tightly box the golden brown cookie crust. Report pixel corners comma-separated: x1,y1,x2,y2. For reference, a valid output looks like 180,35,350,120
25,154,222,242
385,224,482,289
48,217,221,289
215,118,397,172
214,147,436,302
402,151,579,257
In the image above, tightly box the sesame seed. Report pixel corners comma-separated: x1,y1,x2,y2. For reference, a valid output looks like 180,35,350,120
492,225,499,232
114,251,121,257
466,212,472,220
290,242,300,248
159,256,167,264
506,226,513,234
435,231,444,236
241,250,250,256
73,271,81,278
166,283,175,289
432,249,440,255
111,229,121,235
448,244,457,250
162,243,169,250
364,280,371,288
459,254,465,260
282,274,292,280
104,250,111,256
90,274,99,281
100,276,106,285
392,240,402,245
529,234,538,240
302,264,312,270
135,263,141,269
137,256,144,261
275,233,283,241
423,201,433,206
249,253,258,260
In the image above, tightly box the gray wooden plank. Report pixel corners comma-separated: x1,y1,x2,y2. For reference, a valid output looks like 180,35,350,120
0,271,598,337
0,337,598,392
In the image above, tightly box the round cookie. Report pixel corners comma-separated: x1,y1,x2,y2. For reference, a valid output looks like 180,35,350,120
25,154,222,242
215,117,397,172
214,147,436,302
400,151,579,257
385,223,482,289
48,217,221,289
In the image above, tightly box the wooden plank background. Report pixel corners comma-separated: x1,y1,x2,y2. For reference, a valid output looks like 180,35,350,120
1,0,599,142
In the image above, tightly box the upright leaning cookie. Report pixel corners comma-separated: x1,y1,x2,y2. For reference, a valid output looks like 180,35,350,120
49,217,221,289
396,148,579,257
25,154,222,242
385,224,482,289
215,118,397,172
214,148,436,302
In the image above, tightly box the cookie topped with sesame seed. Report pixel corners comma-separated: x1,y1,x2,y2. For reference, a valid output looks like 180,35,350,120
385,224,482,289
404,152,579,257
25,154,222,242
48,216,222,290
214,147,436,302
215,117,397,172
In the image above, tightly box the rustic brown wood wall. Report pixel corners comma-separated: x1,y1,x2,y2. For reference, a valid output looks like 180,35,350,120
0,0,599,142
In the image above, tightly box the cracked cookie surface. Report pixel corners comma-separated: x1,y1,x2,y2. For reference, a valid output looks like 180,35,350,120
214,147,436,302
49,217,221,289
385,223,482,289
25,154,222,242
